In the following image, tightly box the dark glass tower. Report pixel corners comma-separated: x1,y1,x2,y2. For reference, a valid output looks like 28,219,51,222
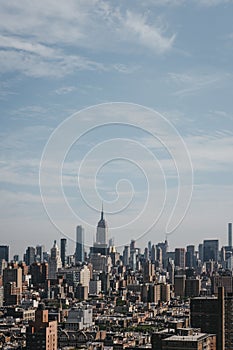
75,225,84,263
60,238,67,267
0,245,9,262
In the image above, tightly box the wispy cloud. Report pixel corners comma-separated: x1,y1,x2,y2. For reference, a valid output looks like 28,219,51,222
54,86,77,95
196,0,233,6
167,71,230,97
0,1,175,78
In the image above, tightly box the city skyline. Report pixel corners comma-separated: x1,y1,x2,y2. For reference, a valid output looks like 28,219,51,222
0,1,233,255
2,217,232,262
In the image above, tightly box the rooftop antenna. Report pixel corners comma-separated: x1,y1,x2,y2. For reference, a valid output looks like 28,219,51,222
101,201,104,220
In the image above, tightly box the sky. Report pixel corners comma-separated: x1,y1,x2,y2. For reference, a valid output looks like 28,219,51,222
0,0,233,259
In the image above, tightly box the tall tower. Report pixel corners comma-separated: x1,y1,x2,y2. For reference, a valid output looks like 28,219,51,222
96,204,108,245
92,205,108,256
203,239,219,262
75,226,84,263
0,245,9,263
60,238,67,267
48,241,62,279
25,246,36,266
175,248,186,268
228,223,232,248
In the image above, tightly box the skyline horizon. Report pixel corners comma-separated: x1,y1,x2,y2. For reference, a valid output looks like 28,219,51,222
1,1,232,257
2,212,232,260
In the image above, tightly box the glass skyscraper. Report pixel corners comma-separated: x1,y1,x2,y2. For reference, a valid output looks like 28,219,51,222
75,225,84,263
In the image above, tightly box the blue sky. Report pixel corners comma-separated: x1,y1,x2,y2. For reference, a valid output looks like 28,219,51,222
0,0,233,258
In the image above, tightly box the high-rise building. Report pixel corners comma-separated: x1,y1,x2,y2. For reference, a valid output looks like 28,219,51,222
30,262,48,287
198,243,203,263
123,245,129,266
75,226,84,263
203,239,219,263
25,246,36,266
211,273,233,295
167,259,174,285
156,246,163,267
36,245,44,263
130,239,136,254
96,205,108,245
48,241,62,280
186,245,195,268
185,278,200,297
148,241,152,257
0,245,9,263
157,240,168,267
151,244,156,263
92,206,108,255
26,303,57,350
175,248,186,268
225,293,233,350
228,223,232,248
174,275,186,297
143,261,154,283
190,287,225,350
60,238,67,267
3,266,22,305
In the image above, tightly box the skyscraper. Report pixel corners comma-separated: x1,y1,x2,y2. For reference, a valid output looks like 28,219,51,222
92,206,108,255
3,265,22,305
25,246,36,266
75,226,84,263
175,248,186,268
186,245,195,268
60,238,67,267
203,239,219,262
190,287,225,350
35,245,44,263
228,223,232,248
123,245,129,266
96,205,108,245
48,241,62,279
0,245,9,263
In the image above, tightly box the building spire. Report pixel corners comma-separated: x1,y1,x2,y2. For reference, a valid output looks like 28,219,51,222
101,202,104,220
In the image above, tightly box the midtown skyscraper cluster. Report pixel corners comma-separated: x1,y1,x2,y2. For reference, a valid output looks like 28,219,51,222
0,210,232,349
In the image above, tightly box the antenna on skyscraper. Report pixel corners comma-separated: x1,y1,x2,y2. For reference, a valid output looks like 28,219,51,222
101,201,104,220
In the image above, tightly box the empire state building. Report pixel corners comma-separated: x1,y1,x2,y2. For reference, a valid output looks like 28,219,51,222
96,205,108,245
92,205,108,255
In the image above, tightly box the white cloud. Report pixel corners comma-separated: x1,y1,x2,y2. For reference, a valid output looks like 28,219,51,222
122,11,175,54
196,0,233,6
54,86,77,95
167,71,230,97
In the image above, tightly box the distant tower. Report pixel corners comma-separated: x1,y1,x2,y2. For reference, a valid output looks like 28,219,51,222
60,238,67,267
186,245,195,268
123,245,129,266
48,241,62,279
25,246,36,266
175,248,186,268
96,204,108,245
36,245,44,263
91,205,109,256
0,246,9,263
228,223,232,248
203,239,219,262
75,226,84,263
